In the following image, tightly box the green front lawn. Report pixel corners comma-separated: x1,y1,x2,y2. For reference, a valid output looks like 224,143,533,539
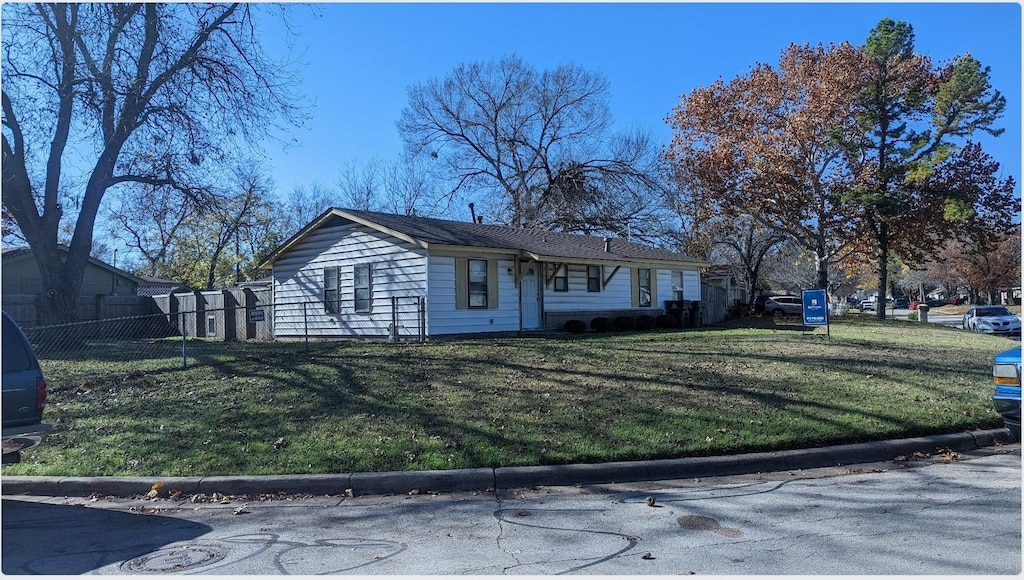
3,318,1012,477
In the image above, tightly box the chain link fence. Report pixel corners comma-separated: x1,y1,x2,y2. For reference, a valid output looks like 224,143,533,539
22,297,426,369
276,297,426,344
23,312,185,364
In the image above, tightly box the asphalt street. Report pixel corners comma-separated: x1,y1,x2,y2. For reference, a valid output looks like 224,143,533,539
3,444,1019,575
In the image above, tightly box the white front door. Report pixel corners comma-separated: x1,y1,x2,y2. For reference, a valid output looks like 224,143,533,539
520,265,542,330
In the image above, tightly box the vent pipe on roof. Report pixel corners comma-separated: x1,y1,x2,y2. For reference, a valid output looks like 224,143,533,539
468,203,476,224
604,237,611,252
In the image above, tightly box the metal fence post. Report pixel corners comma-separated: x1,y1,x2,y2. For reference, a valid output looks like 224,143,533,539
389,296,399,343
419,296,426,342
303,302,309,351
180,311,187,368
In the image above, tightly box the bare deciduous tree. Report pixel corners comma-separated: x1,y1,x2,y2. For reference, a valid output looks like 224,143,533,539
2,3,305,322
398,53,664,238
335,155,437,217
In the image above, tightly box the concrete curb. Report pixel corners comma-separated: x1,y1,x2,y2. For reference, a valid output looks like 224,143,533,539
2,428,1015,498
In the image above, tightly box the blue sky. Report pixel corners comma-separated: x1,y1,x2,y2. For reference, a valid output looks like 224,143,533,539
258,2,1022,210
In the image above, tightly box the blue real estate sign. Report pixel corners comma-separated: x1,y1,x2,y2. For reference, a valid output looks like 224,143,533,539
802,289,829,326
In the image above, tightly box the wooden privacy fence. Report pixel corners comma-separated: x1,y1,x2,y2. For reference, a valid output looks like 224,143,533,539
2,294,158,329
4,288,273,343
152,288,273,341
701,283,728,326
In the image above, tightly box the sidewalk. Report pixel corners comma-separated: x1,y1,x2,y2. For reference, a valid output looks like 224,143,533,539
2,428,1014,498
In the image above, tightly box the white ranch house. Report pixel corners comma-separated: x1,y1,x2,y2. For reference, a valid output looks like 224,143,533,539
259,208,709,338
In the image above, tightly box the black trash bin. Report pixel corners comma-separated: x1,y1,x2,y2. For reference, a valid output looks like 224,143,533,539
689,301,702,328
664,300,685,328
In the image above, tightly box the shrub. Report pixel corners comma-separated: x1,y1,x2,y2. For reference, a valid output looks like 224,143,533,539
655,314,677,329
635,315,655,330
907,311,919,321
612,316,635,332
590,317,611,332
564,319,586,334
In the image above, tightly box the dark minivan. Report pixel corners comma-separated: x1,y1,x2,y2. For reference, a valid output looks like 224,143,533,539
2,311,50,463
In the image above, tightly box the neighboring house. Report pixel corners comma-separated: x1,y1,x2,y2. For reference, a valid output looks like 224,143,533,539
702,265,748,306
1002,287,1021,306
2,246,150,326
137,275,192,297
259,208,709,338
2,246,143,297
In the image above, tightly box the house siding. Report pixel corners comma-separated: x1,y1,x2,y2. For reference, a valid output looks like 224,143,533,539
540,264,704,331
542,264,702,311
542,263,632,312
271,222,428,337
670,269,702,301
427,254,520,335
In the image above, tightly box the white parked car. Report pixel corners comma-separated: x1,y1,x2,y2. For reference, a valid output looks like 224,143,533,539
962,306,1021,336
764,295,802,316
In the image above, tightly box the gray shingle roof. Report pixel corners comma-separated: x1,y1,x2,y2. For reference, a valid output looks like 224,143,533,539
333,208,706,266
1,246,33,259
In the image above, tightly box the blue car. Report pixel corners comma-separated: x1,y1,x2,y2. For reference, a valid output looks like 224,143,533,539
992,346,1021,437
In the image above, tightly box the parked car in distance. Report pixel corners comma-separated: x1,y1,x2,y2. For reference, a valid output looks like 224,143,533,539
2,311,50,464
893,298,909,309
925,299,949,308
909,301,921,310
962,306,1022,336
992,346,1021,437
764,295,802,316
859,299,891,311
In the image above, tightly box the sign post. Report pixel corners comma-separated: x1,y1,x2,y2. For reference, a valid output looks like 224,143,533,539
801,288,830,339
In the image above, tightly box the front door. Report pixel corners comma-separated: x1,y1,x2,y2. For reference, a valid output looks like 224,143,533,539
520,264,542,330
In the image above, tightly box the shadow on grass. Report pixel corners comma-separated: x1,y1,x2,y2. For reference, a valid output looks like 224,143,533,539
21,320,1007,476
